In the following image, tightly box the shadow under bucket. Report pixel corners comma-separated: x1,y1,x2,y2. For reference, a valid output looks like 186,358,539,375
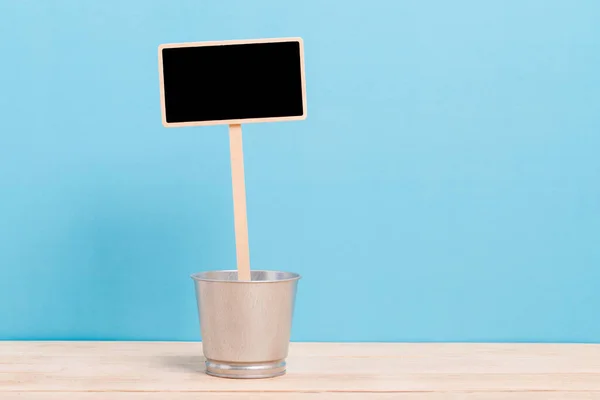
191,270,300,379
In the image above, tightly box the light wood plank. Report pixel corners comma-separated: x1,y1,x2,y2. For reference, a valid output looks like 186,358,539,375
1,342,599,395
2,393,599,399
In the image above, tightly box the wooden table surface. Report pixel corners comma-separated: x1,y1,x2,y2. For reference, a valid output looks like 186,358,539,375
1,342,599,399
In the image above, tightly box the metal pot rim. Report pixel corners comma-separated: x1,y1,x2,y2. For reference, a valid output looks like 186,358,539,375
191,270,301,283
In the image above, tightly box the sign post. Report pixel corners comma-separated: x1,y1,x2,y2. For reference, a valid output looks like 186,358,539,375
228,123,250,280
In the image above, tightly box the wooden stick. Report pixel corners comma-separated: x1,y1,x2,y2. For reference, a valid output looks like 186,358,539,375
228,124,251,281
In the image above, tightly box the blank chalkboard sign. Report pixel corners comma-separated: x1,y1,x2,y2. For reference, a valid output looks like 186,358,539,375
157,37,307,282
158,38,306,127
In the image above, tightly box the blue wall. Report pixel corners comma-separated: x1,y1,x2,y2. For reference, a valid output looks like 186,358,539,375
1,0,599,342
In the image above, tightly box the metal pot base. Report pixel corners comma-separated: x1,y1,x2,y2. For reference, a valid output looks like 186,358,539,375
205,359,286,379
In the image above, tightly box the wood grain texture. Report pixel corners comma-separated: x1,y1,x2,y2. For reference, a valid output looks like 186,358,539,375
3,394,599,400
1,342,599,399
228,124,251,280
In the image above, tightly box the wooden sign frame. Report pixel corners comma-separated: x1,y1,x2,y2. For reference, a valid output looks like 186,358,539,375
158,37,307,128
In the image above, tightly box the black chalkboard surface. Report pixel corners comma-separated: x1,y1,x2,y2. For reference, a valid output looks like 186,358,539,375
158,38,306,127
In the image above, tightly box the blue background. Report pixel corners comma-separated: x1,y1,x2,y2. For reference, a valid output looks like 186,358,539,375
1,0,599,342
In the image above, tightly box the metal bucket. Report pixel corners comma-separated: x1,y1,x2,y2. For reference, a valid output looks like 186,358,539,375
191,270,300,378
